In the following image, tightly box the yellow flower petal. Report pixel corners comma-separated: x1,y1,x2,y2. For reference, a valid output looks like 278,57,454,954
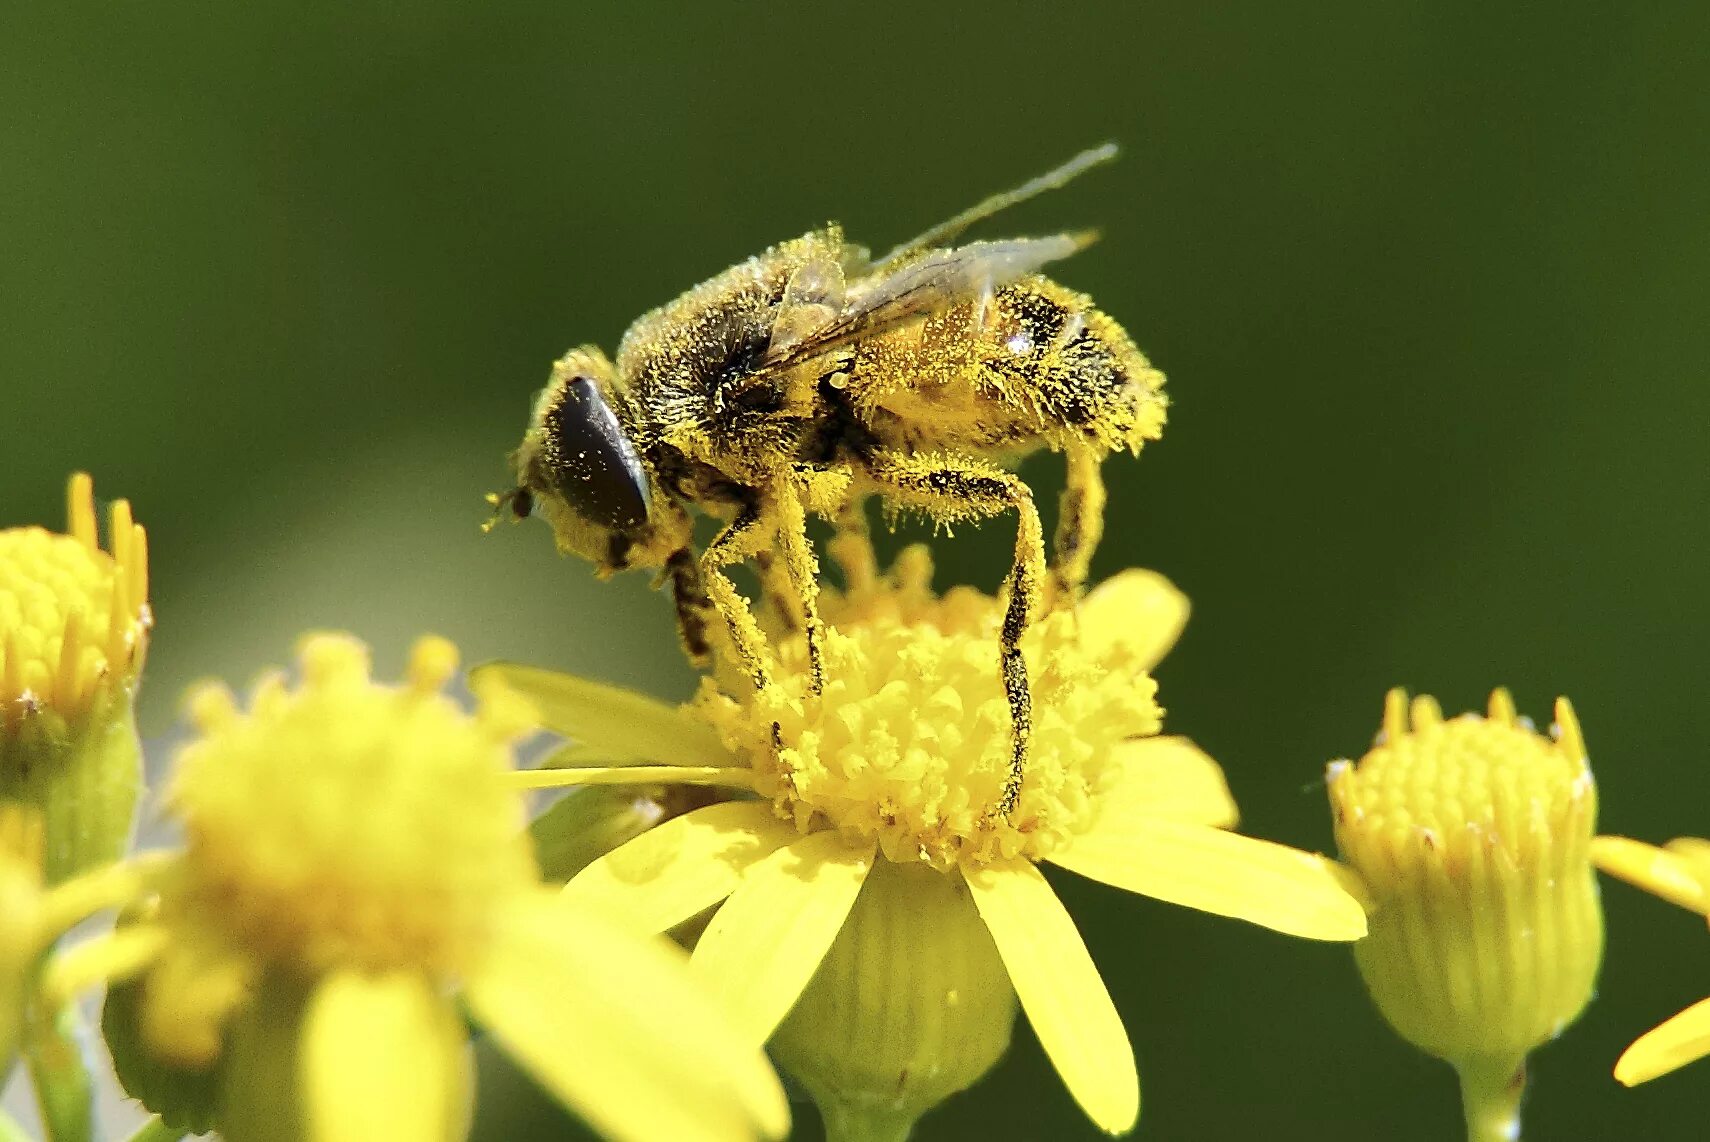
466,893,790,1142
1101,737,1238,829
1592,835,1708,914
692,830,875,1044
303,969,468,1142
563,800,799,934
1077,569,1189,672
1615,996,1710,1086
1051,818,1367,941
1665,837,1710,864
965,861,1137,1135
1664,837,1710,894
470,662,730,766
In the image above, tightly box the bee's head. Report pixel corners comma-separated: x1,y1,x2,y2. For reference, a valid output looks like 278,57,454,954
490,346,664,571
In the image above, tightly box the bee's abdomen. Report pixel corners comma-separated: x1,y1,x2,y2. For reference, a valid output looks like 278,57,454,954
986,278,1167,455
855,276,1167,459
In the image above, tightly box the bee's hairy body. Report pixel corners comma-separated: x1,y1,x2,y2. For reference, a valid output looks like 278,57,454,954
501,147,1165,822
622,229,1158,471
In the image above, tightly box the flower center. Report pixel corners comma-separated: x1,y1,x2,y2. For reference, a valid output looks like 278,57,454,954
692,546,1162,869
1330,692,1592,858
167,635,535,977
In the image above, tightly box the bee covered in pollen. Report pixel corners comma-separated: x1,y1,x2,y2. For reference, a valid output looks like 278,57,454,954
489,144,1167,820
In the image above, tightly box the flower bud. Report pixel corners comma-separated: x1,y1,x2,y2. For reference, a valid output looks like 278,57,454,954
1,474,150,884
1328,689,1601,1140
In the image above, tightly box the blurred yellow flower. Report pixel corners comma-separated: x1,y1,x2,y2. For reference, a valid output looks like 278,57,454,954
0,473,150,883
484,541,1366,1137
1329,689,1601,1142
104,632,787,1142
1592,834,1710,1086
1,803,158,1075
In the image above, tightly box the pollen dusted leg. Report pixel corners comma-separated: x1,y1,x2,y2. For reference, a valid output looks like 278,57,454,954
699,503,775,690
770,479,827,694
1049,444,1106,604
751,550,802,635
863,450,1046,820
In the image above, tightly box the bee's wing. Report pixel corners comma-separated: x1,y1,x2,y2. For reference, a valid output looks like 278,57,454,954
760,233,1095,371
869,143,1117,272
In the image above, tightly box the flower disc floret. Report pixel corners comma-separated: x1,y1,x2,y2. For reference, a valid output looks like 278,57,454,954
693,546,1163,868
1,473,150,733
168,633,535,976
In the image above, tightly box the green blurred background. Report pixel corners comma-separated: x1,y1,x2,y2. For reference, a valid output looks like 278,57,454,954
5,3,1709,1138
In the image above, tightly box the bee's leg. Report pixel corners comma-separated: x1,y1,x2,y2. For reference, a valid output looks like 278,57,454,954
1049,444,1106,606
700,502,774,691
771,476,826,695
662,548,716,668
828,499,878,595
752,549,802,634
864,452,1046,821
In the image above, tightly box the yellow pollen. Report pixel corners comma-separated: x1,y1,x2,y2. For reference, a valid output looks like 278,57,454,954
0,474,150,733
693,545,1162,869
166,633,535,977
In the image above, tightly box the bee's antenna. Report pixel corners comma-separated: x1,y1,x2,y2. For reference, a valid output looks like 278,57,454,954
873,143,1120,270
481,490,512,534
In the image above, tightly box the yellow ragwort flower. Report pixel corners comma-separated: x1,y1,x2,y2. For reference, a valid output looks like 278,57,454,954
1329,689,1601,1142
101,632,787,1142
482,541,1366,1137
1592,833,1710,1085
1,473,150,884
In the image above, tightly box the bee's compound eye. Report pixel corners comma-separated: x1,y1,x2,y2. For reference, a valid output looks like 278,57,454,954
509,487,534,519
543,376,651,530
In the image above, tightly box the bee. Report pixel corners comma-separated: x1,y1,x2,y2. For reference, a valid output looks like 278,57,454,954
490,145,1166,819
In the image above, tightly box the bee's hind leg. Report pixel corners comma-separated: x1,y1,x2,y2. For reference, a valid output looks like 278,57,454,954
699,502,775,691
864,451,1046,821
1049,444,1106,606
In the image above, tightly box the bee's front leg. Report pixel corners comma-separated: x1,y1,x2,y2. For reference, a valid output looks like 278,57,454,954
699,502,775,691
661,548,716,668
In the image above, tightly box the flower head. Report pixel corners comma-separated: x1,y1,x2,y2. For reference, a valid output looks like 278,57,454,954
1592,834,1710,1086
485,540,1366,1136
1328,689,1601,1140
105,632,787,1142
703,540,1166,869
1,473,150,883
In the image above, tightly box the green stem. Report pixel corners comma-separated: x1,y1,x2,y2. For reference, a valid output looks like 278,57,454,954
1456,1055,1526,1142
818,1098,917,1142
121,1116,186,1142
25,1001,94,1142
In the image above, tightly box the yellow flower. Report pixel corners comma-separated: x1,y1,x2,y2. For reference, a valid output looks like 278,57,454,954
1592,833,1710,1085
483,542,1366,1137
100,632,787,1142
1328,689,1601,1142
1,473,150,884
